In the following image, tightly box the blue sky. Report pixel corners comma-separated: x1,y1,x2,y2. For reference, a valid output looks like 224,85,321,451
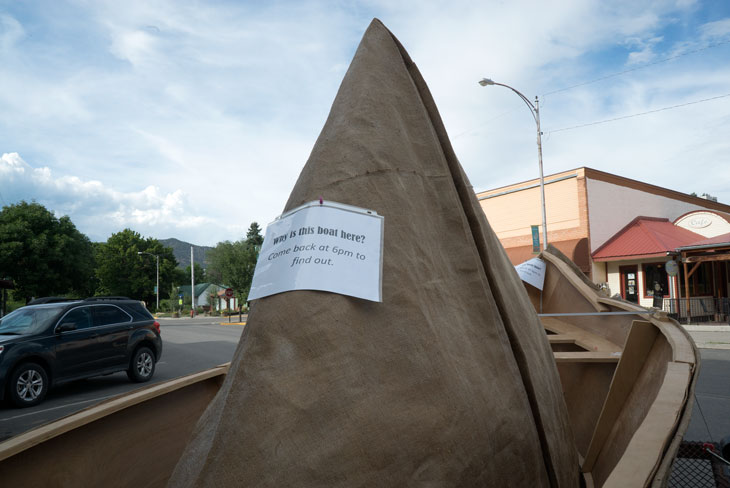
1,0,729,246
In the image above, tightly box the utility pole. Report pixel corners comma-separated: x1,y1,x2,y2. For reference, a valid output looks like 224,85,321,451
479,78,548,249
190,246,195,317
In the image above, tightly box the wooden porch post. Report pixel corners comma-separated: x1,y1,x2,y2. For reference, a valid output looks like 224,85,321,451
683,257,703,324
683,258,690,324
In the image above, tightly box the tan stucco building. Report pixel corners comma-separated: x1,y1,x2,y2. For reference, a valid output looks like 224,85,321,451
477,167,730,319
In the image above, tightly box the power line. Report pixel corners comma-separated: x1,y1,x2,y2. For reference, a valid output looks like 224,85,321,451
543,39,730,97
547,92,730,134
469,40,730,139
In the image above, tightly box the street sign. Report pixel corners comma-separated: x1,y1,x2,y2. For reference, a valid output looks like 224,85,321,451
225,288,234,298
665,259,679,277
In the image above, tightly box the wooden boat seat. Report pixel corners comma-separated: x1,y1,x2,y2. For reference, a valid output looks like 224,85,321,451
553,351,621,363
542,316,622,363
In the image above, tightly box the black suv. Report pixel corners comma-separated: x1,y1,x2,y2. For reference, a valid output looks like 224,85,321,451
0,297,162,408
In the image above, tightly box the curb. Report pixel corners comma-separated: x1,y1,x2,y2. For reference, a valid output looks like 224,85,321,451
680,325,730,350
683,325,730,332
695,343,730,350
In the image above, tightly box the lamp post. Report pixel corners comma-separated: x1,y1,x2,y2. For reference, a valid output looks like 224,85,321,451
137,251,160,311
478,78,548,250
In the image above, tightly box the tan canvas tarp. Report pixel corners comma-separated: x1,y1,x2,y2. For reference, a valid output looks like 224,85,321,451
170,19,578,487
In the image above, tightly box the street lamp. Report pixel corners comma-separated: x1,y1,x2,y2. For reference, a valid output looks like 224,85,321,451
478,77,548,250
137,251,160,311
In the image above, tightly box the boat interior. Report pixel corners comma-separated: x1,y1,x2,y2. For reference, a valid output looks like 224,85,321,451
529,247,698,487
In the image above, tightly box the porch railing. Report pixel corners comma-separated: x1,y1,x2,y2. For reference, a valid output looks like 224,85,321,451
656,297,730,324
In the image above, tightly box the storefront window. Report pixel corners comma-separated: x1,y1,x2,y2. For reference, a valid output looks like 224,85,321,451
678,262,713,297
644,263,669,297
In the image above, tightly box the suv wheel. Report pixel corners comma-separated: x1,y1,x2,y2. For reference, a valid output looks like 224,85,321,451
127,346,155,382
9,362,49,408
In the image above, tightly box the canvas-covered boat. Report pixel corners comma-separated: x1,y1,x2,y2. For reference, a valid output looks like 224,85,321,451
0,246,699,487
0,19,698,488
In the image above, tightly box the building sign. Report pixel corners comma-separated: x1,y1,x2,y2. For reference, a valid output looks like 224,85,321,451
687,217,711,229
249,201,384,302
531,225,540,253
515,258,546,290
675,211,730,237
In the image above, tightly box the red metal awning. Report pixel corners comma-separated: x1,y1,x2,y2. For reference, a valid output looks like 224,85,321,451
592,217,704,262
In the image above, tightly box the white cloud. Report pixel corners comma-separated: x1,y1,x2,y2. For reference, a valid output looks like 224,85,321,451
0,152,236,244
1,0,729,248
625,36,664,65
0,14,24,52
108,29,158,66
700,18,730,40
0,152,28,175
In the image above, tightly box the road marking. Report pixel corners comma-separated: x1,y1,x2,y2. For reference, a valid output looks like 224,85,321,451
0,394,118,421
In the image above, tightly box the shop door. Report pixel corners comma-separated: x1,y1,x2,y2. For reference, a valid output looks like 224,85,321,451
620,265,639,303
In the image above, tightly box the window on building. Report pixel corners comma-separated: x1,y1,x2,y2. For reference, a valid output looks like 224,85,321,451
644,263,669,297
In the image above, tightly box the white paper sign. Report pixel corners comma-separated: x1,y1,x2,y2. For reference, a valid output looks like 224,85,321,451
515,257,546,290
248,201,384,302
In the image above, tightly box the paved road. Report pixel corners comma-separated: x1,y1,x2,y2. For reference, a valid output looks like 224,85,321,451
2,318,728,449
0,317,243,441
684,348,730,444
681,328,730,443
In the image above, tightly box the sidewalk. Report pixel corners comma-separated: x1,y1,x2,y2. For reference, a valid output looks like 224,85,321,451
683,325,730,350
152,315,729,348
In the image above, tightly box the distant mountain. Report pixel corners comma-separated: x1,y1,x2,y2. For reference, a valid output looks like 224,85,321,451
160,238,213,269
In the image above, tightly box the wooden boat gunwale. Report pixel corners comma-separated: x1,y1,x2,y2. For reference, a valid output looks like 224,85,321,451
0,364,230,463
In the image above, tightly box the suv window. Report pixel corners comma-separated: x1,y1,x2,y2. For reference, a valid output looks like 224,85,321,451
94,305,132,326
59,307,94,330
124,302,155,321
0,304,65,335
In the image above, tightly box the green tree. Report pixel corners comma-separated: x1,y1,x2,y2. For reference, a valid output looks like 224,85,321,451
184,263,207,284
95,229,178,307
0,201,95,302
246,222,264,248
171,267,188,288
207,222,264,306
